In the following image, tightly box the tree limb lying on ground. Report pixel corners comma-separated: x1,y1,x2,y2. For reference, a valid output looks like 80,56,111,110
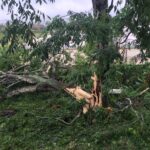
0,65,111,114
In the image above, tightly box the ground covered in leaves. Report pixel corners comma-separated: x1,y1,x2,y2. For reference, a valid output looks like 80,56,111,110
0,64,150,150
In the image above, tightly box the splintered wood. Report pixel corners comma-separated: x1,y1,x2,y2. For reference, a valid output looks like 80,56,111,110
65,73,103,114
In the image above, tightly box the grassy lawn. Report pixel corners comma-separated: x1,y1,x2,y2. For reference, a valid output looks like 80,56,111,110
0,91,150,150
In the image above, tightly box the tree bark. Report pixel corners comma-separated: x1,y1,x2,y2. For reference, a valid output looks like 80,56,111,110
7,85,38,98
92,0,108,18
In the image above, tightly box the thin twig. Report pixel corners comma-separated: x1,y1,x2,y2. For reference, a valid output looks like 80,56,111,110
12,64,30,72
119,32,131,44
6,81,22,89
113,98,132,113
56,110,82,125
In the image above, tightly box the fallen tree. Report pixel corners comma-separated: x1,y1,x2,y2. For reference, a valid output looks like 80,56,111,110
1,64,149,127
0,66,110,114
0,67,64,99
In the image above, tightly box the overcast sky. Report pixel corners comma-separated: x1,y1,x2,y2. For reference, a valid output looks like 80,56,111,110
0,0,125,23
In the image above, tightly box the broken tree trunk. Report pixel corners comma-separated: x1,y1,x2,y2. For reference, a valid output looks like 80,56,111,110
65,73,104,113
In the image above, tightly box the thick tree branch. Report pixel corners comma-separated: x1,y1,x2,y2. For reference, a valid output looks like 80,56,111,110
6,85,38,98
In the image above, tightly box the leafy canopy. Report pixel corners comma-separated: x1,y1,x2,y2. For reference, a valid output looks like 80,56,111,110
115,0,150,59
0,0,55,52
1,0,150,60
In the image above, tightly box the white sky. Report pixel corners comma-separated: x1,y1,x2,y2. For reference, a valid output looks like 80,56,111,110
0,0,125,23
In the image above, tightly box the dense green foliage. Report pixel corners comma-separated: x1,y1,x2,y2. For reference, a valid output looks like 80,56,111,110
1,0,150,59
0,0,54,52
1,0,54,21
114,0,150,59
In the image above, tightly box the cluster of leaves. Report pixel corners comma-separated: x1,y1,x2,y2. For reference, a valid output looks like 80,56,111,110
1,0,54,21
0,46,42,72
114,0,150,59
31,12,121,77
34,12,106,57
58,55,94,90
104,63,150,98
0,46,27,70
0,0,55,52
1,20,36,52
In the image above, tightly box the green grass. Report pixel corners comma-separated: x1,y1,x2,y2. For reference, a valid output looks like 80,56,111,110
0,91,150,150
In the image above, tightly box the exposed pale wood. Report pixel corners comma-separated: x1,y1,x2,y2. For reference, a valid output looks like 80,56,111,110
91,72,102,107
139,87,150,96
65,73,103,113
65,86,92,101
56,110,82,125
